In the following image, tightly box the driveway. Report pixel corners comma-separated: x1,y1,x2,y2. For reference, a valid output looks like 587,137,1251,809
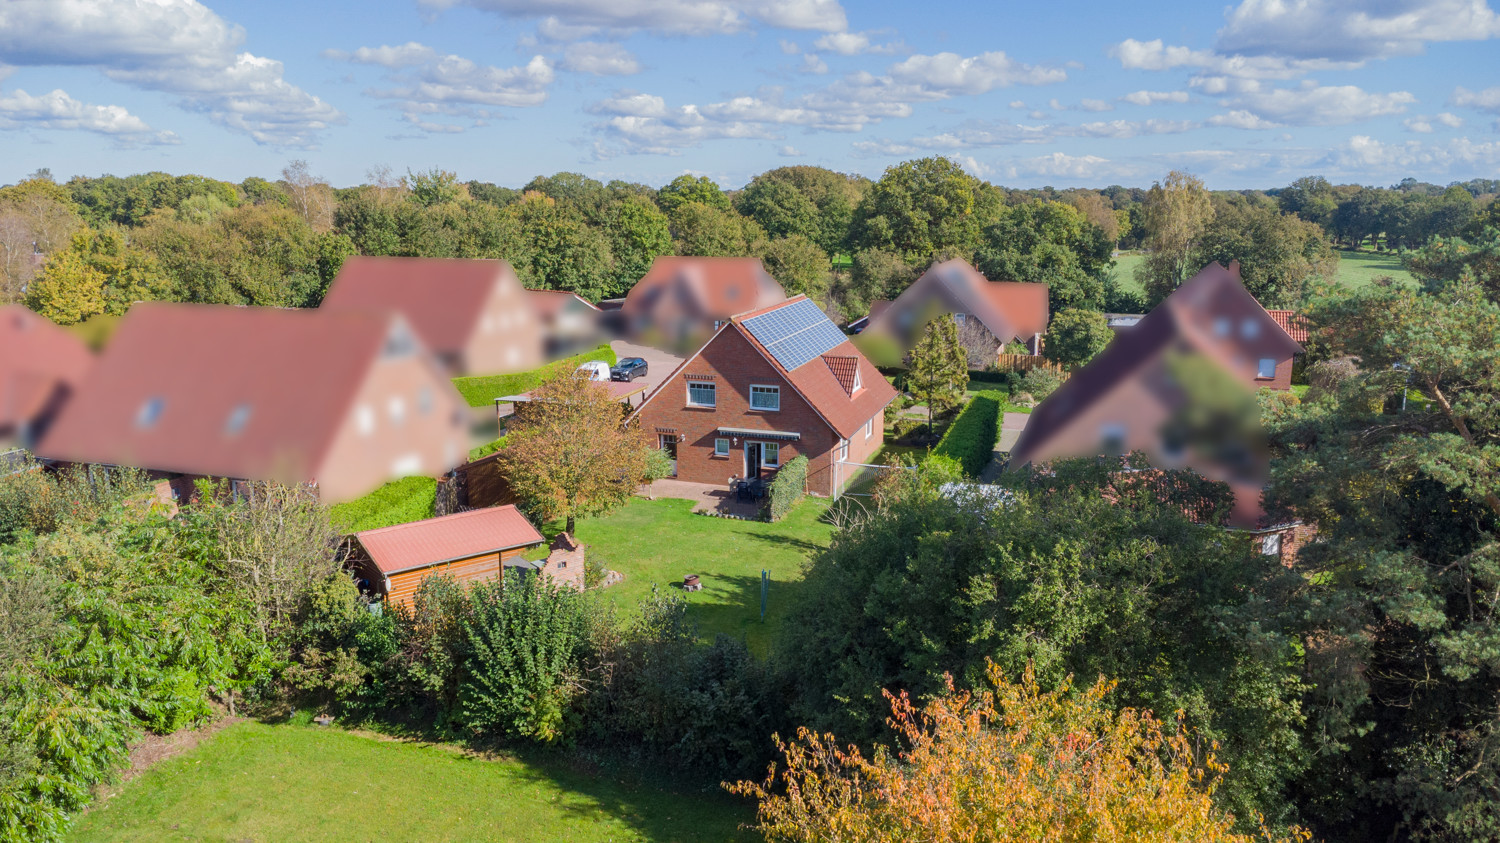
979,412,1031,483
610,340,683,403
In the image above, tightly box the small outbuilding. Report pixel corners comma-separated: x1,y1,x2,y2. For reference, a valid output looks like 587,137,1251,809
351,504,546,610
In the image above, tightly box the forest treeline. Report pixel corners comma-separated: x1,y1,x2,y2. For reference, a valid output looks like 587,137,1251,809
3,159,1497,332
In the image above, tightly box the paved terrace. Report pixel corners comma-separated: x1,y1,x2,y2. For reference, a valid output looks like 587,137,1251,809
639,478,762,519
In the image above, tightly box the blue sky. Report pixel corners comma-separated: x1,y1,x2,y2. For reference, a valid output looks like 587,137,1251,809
1,0,1497,190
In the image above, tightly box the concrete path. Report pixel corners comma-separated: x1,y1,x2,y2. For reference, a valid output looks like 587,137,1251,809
610,340,684,402
979,412,1031,483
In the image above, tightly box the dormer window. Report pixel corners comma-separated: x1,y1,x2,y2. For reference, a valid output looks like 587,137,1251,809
853,368,863,393
1213,317,1231,337
224,404,252,436
136,397,165,429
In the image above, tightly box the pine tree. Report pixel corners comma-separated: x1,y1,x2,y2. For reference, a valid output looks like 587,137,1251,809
907,317,968,435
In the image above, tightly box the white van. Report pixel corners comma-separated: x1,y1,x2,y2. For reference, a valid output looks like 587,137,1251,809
576,361,612,382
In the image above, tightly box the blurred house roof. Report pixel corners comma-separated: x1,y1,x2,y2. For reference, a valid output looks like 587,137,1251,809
0,305,93,433
869,259,1050,343
622,256,786,321
355,504,544,575
525,289,599,321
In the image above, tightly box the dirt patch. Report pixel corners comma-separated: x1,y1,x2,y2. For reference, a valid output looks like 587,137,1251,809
91,711,243,804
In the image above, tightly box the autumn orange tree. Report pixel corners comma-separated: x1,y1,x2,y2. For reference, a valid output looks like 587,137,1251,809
496,371,651,534
728,662,1306,843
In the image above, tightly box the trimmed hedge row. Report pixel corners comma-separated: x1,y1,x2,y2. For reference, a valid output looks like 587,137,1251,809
452,345,619,408
329,475,437,533
932,390,1003,477
764,455,809,522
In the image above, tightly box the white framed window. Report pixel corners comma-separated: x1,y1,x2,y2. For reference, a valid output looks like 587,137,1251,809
1257,357,1277,379
853,367,863,393
356,405,375,435
1261,533,1282,557
750,384,781,411
1100,423,1126,455
865,416,874,440
953,312,967,324
837,440,848,461
388,396,406,426
714,438,730,456
688,381,717,408
763,443,780,468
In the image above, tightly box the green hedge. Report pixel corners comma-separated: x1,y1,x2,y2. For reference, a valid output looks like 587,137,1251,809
452,345,619,408
329,476,437,533
763,455,809,522
932,390,1003,477
468,436,508,462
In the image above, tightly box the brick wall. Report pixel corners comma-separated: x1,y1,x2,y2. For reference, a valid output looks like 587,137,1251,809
541,532,586,591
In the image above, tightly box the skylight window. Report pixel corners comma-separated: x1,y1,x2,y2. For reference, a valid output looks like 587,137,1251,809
224,404,252,436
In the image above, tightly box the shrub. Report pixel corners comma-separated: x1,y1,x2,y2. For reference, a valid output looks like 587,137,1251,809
1307,358,1357,392
643,447,675,482
932,391,1002,477
1018,367,1064,400
892,417,927,441
468,436,507,461
328,476,436,533
1011,391,1036,408
764,455,808,522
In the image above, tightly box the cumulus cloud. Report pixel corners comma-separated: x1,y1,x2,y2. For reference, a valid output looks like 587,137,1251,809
1324,134,1500,173
1452,85,1500,113
1404,112,1464,132
1217,0,1500,61
1232,83,1416,126
1110,38,1354,80
1012,151,1115,179
0,87,179,143
420,0,846,35
559,42,641,75
1208,109,1279,129
777,144,803,156
1078,98,1114,112
1121,89,1190,106
334,46,555,131
800,54,829,74
813,31,902,56
887,51,1066,95
0,0,342,147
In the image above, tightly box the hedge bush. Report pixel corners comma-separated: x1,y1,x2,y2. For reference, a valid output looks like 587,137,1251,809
329,476,437,533
763,455,808,522
452,345,619,408
932,391,1003,477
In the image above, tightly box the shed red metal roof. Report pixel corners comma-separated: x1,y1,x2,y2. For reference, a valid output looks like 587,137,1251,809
356,505,546,575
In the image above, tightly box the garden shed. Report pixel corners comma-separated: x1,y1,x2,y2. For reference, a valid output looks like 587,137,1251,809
351,504,546,609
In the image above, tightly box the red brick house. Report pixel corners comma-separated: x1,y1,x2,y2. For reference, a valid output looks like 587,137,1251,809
630,296,897,497
321,256,543,376
859,259,1050,356
621,256,787,351
1007,261,1304,528
35,302,470,504
0,305,93,449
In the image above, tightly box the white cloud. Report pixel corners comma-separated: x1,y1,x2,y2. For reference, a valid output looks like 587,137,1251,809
1452,85,1500,113
1404,112,1464,132
1234,83,1415,126
1013,151,1115,179
778,39,801,55
336,47,555,132
1208,109,1278,129
536,16,602,40
0,0,342,147
1110,38,1355,80
1121,89,1190,106
1008,100,1025,109
813,31,902,56
777,144,803,156
1324,134,1500,174
559,42,641,75
0,87,179,143
420,0,846,35
325,42,438,69
800,54,828,74
1079,98,1113,112
888,51,1066,95
593,91,668,117
1217,0,1500,61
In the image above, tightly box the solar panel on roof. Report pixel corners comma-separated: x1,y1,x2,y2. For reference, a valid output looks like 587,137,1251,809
742,299,848,371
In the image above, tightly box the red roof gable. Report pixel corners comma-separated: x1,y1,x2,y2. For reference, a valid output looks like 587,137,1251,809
321,256,521,359
1266,310,1309,344
623,256,786,320
356,505,545,575
0,306,92,430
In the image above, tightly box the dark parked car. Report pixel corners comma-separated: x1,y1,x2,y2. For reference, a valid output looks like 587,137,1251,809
610,357,648,381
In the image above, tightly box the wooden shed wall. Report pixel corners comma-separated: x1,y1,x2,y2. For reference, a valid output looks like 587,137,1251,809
384,546,531,610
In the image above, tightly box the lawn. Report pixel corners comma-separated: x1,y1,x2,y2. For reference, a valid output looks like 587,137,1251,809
1112,249,1416,296
68,721,754,843
562,497,833,654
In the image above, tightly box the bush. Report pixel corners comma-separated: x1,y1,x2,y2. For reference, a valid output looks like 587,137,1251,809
451,345,618,408
893,417,927,441
1018,367,1064,400
764,455,808,521
1011,391,1037,408
1307,358,1357,392
932,391,1003,477
328,476,436,533
643,447,675,482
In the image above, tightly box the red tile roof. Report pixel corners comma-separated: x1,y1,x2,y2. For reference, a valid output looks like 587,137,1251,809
823,355,859,395
731,296,897,439
1266,310,1309,344
623,256,786,320
321,256,520,360
978,280,1050,339
356,505,545,575
879,260,1050,342
36,303,414,485
0,306,92,431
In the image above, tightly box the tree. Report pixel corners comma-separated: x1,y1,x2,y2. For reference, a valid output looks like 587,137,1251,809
760,235,829,298
851,157,988,263
404,167,469,208
1403,226,1500,298
0,178,84,302
1137,170,1214,303
735,178,820,243
1066,190,1121,244
602,195,672,296
739,166,868,256
831,248,917,319
669,202,766,257
1193,193,1338,308
1277,176,1337,228
731,661,1305,843
496,371,651,534
657,174,730,214
506,192,614,300
280,160,335,232
906,317,968,431
25,249,106,324
1043,307,1111,369
975,200,1113,311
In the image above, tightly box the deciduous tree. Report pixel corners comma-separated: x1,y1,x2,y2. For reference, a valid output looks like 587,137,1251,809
1043,307,1112,369
1138,170,1214,303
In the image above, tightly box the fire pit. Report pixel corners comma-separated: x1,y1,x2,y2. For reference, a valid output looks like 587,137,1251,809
682,574,702,592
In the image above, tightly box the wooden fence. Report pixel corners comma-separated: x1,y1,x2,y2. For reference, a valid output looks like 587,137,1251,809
994,354,1069,378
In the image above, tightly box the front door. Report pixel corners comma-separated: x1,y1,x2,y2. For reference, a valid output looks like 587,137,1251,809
744,441,762,479
658,434,678,477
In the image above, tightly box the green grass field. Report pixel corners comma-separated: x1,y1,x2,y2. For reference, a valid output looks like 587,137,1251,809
562,497,833,654
68,722,755,843
1110,249,1415,298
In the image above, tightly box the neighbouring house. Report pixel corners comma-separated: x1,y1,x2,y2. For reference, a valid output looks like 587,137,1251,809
35,302,470,505
859,259,1050,357
620,256,787,351
630,295,898,497
1266,309,1310,346
1006,261,1303,528
846,300,892,333
320,255,543,376
525,289,601,356
349,504,548,610
0,305,93,450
